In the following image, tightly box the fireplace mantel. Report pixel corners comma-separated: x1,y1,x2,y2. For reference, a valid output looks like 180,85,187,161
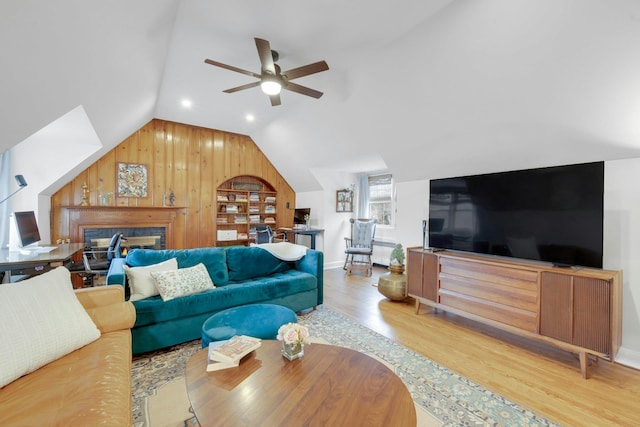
55,206,187,249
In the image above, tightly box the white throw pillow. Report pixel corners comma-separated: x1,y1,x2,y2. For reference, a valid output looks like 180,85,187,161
0,267,100,388
124,258,178,301
150,263,215,302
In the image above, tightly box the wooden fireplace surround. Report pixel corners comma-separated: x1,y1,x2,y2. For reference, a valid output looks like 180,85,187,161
54,206,186,249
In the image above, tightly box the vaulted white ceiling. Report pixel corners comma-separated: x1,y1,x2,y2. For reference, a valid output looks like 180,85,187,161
2,0,640,192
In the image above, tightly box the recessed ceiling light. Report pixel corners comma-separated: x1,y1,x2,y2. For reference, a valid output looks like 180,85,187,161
246,114,255,122
181,99,192,108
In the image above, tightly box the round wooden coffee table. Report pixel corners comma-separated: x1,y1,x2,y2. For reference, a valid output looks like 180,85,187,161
185,340,416,427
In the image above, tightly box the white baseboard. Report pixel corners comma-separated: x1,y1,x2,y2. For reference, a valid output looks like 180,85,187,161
614,346,640,370
324,261,345,270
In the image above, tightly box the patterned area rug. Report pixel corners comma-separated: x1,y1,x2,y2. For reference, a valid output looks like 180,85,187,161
131,306,560,427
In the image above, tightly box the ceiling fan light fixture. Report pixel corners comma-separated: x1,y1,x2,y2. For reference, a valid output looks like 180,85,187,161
204,37,328,105
260,79,281,95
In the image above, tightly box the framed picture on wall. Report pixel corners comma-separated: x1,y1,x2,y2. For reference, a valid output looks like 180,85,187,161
117,162,148,197
336,189,353,212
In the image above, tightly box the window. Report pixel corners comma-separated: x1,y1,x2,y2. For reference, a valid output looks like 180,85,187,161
367,173,394,226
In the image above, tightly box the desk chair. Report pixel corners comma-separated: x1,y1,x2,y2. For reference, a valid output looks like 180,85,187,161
255,226,274,244
344,218,377,276
70,233,124,286
255,226,286,244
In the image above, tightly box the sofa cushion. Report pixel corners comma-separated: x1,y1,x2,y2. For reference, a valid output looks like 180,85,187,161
226,246,291,282
0,267,100,387
133,270,317,327
127,247,229,285
151,263,215,301
124,257,178,301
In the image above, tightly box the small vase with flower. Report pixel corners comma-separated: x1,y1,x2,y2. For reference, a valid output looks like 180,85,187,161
277,322,310,361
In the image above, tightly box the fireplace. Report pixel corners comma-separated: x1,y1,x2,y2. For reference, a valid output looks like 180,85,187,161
84,227,166,250
55,206,186,249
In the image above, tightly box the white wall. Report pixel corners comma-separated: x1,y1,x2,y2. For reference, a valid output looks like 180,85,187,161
9,106,104,244
299,159,640,369
604,158,640,369
298,170,359,268
299,173,430,268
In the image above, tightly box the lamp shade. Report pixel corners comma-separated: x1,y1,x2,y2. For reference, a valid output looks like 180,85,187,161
15,175,27,187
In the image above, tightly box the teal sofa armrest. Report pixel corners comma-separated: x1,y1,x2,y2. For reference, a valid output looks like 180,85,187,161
294,249,324,305
107,258,127,287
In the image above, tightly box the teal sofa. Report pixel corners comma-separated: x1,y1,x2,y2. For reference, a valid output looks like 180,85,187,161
107,246,323,354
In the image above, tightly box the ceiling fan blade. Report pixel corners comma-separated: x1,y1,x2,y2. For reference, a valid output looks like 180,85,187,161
255,38,276,74
284,82,323,99
282,61,329,81
269,94,282,106
204,59,260,79
223,81,261,94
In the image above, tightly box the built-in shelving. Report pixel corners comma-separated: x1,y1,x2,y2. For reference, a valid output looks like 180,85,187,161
215,176,277,246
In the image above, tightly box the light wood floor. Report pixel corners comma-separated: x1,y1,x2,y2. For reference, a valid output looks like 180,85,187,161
323,266,640,427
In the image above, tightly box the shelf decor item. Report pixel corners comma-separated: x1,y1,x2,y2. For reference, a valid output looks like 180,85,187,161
98,190,113,206
277,322,310,361
336,188,353,212
97,178,113,206
80,182,89,206
117,162,148,197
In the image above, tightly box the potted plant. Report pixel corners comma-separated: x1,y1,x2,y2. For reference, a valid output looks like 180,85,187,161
389,243,405,274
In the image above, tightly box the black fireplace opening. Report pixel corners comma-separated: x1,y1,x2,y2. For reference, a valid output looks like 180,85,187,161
83,227,166,252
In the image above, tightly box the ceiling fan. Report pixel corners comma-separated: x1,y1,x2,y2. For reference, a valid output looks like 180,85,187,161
204,38,329,106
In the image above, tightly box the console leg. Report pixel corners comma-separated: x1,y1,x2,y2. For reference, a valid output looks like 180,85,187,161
579,351,590,379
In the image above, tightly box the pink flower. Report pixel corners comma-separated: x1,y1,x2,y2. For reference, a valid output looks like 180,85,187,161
277,323,310,346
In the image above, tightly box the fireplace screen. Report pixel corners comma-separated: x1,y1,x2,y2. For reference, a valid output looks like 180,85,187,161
84,227,166,253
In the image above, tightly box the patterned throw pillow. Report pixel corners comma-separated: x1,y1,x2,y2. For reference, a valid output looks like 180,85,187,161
150,263,215,302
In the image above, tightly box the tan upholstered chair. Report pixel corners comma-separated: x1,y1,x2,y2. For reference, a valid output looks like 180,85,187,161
343,218,377,276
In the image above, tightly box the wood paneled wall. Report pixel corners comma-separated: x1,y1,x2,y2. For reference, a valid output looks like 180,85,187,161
51,119,296,248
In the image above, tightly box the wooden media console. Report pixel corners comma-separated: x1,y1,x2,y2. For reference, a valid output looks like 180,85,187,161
407,248,622,378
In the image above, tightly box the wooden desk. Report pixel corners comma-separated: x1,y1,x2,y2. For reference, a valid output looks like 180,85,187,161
185,340,416,427
0,243,85,283
279,228,324,249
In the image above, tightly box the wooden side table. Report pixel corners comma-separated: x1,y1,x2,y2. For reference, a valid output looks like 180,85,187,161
186,340,416,426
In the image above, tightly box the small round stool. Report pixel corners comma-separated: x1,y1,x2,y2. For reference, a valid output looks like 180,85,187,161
201,304,298,348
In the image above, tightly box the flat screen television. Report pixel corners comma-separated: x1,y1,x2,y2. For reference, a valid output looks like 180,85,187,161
294,208,310,225
10,210,42,249
428,162,604,268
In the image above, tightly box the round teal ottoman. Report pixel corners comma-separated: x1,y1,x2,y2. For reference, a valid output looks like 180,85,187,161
201,304,298,348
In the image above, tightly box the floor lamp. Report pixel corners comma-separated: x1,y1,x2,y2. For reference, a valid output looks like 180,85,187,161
0,175,28,205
